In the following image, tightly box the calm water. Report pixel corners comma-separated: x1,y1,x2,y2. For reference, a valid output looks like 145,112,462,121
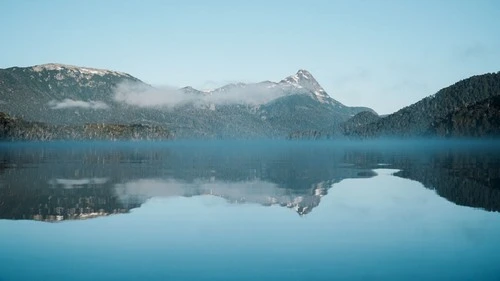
1,140,500,281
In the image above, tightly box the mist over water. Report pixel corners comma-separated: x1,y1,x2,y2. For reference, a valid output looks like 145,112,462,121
1,139,499,280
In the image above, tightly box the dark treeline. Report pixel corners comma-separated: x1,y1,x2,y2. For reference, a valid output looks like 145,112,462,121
0,112,173,141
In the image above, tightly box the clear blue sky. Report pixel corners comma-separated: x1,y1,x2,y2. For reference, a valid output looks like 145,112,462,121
1,0,499,114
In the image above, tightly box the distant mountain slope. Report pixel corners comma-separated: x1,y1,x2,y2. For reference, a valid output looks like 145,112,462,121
288,110,380,140
0,63,146,124
428,95,500,137
349,72,500,137
341,111,380,135
0,64,374,139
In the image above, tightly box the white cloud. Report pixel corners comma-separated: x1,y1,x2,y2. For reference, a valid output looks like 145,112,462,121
113,82,195,108
49,99,109,110
112,81,287,108
48,178,109,189
206,83,286,105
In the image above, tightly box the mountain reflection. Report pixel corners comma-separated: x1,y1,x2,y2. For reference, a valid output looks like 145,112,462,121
0,141,499,222
342,143,500,212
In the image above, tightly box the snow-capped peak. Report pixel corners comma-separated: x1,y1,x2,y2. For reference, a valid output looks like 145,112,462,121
296,69,313,80
189,69,341,105
280,69,320,89
31,63,130,77
279,69,335,104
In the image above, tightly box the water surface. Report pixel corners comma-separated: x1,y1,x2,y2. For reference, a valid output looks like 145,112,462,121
1,140,499,280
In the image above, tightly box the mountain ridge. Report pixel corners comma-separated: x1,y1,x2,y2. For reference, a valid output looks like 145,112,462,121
6,63,137,79
4,63,497,140
0,63,373,139
346,71,500,138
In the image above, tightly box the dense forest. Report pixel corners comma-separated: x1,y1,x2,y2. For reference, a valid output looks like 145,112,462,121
347,72,500,137
0,112,173,141
428,95,500,137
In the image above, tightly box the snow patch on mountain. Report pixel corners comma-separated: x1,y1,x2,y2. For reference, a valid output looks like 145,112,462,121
32,63,130,77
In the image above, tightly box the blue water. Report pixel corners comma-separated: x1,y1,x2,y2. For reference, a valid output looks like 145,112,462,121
0,141,499,280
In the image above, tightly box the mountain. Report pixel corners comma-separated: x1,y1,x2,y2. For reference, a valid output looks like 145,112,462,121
0,64,374,139
287,110,380,140
428,95,500,137
347,72,500,137
0,63,145,124
279,69,340,104
341,111,380,135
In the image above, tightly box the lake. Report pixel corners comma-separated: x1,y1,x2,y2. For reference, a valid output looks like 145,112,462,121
1,140,500,281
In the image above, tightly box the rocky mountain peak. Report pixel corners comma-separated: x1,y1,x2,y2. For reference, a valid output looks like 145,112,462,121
296,69,314,80
279,69,333,104
280,69,323,90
